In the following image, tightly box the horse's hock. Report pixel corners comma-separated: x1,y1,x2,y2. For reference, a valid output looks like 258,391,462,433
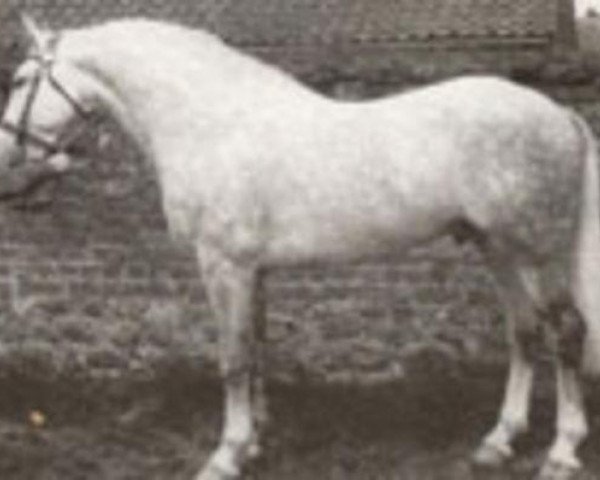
0,0,592,384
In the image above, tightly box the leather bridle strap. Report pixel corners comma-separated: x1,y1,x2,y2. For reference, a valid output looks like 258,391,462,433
15,67,43,147
0,39,91,162
47,70,91,121
0,120,61,155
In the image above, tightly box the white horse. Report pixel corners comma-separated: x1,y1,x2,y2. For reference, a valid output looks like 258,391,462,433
0,16,599,480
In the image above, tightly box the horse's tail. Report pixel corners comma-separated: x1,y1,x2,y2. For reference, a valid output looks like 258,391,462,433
569,111,600,375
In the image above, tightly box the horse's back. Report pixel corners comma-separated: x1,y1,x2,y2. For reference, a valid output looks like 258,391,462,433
358,77,582,243
254,77,583,264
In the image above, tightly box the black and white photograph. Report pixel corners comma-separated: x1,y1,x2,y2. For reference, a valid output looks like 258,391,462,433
0,1,599,479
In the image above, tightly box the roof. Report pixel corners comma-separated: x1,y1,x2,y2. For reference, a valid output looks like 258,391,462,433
0,0,562,46
216,0,560,46
0,0,571,90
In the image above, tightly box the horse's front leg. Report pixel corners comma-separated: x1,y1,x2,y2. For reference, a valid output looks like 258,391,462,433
196,248,258,480
248,269,269,461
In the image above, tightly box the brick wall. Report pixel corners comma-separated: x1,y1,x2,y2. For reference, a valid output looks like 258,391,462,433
0,117,204,309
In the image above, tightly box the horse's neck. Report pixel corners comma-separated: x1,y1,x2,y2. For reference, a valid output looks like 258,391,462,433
78,38,238,162
70,26,328,213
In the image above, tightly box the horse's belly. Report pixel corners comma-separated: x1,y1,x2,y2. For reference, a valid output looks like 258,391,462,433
260,156,462,265
264,202,455,265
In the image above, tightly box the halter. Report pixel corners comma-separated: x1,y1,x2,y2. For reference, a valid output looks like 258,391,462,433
0,33,91,167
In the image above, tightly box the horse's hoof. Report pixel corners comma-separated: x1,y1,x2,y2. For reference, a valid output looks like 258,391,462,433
471,442,512,469
536,461,581,480
195,462,240,480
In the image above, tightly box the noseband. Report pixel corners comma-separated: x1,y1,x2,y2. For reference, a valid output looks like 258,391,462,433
0,33,91,166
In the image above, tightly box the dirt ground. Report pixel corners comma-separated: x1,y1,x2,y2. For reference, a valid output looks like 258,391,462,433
0,358,599,479
0,247,597,480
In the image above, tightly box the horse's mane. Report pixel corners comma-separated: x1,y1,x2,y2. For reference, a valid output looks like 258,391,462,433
62,18,315,99
74,18,232,59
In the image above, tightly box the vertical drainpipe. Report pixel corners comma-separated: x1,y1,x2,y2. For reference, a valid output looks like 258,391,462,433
555,0,578,50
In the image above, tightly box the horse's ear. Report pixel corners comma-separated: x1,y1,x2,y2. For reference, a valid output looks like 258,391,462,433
20,12,47,52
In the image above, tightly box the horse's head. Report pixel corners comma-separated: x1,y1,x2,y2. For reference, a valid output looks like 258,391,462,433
0,14,92,197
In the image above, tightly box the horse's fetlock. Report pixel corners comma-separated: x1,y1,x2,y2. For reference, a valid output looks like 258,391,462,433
560,423,589,445
501,416,528,438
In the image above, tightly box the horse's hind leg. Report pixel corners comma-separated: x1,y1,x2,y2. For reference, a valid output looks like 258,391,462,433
536,299,588,480
196,247,258,480
538,228,600,479
472,261,541,468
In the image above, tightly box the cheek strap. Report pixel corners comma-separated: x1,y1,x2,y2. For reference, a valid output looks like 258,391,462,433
0,65,92,166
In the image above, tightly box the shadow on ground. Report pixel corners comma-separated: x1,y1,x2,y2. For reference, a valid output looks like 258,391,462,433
0,363,598,480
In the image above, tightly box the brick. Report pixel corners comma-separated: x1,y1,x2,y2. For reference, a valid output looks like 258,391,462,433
0,265,12,278
18,277,68,297
24,263,58,277
124,263,149,279
0,281,13,303
186,287,208,305
68,280,103,297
